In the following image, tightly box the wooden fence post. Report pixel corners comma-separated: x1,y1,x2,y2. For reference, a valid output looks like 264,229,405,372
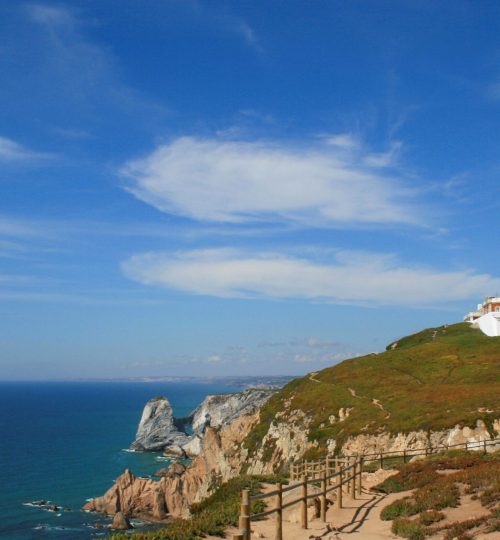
233,535,244,540
301,475,308,529
321,471,327,522
239,489,251,540
483,440,487,455
336,459,343,509
379,453,383,470
275,483,283,540
350,457,356,500
403,449,407,463
357,457,363,496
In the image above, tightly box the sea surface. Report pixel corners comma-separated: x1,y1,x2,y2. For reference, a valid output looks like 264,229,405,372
0,381,242,539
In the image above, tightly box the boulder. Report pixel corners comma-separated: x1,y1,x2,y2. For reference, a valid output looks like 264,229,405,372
182,434,202,457
154,462,186,478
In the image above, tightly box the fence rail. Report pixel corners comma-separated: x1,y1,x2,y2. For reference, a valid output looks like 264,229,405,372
233,436,500,540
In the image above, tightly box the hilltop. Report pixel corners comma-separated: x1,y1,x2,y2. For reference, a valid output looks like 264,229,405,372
244,323,500,463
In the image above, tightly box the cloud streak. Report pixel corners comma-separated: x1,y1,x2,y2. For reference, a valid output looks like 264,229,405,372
122,248,500,306
0,136,52,162
121,136,420,227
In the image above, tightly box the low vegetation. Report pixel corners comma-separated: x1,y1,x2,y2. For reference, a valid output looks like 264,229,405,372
244,323,500,458
110,474,286,540
376,450,500,539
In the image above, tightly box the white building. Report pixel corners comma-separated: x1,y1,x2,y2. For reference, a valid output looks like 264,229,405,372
464,297,500,337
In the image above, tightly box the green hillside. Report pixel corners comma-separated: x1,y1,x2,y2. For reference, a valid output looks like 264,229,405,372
245,323,500,459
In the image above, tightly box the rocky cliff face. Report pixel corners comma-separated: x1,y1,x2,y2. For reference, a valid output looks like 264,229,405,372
246,416,500,475
190,389,275,434
85,410,259,519
87,401,500,520
130,389,275,457
130,396,190,453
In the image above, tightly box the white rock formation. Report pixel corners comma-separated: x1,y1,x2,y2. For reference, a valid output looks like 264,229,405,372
190,389,275,435
130,396,190,452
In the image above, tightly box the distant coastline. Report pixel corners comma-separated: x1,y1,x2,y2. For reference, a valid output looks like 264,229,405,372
24,375,295,388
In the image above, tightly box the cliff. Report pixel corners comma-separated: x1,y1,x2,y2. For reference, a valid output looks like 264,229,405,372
84,411,258,519
87,323,500,521
190,388,275,434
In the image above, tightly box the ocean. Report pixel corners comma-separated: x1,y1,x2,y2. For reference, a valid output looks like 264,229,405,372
0,381,242,539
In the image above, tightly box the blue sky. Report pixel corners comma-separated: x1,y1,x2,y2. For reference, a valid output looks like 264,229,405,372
1,1,500,380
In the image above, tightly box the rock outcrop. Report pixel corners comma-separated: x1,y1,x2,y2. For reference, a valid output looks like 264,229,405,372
130,396,190,452
341,419,499,456
111,511,132,530
83,469,168,520
85,411,259,519
190,389,275,435
130,389,275,457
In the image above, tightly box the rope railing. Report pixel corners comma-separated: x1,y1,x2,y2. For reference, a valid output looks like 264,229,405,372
233,436,500,540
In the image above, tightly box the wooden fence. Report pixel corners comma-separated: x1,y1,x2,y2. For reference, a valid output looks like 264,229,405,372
233,437,500,540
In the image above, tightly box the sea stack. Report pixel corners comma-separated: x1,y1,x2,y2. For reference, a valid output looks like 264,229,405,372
130,396,190,452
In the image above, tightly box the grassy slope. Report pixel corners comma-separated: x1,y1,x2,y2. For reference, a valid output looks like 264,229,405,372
245,323,500,458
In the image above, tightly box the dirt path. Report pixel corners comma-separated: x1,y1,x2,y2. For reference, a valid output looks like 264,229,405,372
214,471,403,540
309,372,321,383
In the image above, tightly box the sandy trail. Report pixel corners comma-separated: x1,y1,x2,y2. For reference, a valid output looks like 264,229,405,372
209,468,500,540
210,471,403,540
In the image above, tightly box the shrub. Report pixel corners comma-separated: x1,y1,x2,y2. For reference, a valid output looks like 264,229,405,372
381,498,417,520
391,518,427,540
419,510,444,525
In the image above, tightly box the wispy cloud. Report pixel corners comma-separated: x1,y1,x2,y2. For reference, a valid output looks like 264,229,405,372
0,136,53,162
26,3,74,25
0,216,49,237
21,3,167,122
122,247,500,307
235,21,263,53
121,136,420,227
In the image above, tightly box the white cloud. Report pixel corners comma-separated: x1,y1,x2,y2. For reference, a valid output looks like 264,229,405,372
0,136,52,162
324,133,360,150
121,136,419,227
122,248,500,306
